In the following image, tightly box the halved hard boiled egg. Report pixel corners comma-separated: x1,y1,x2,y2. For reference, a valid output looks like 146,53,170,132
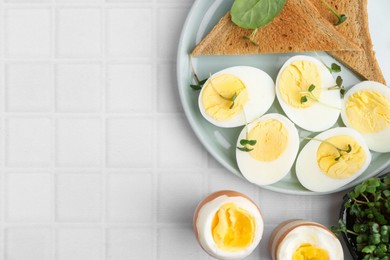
341,81,390,153
199,66,275,128
194,190,264,259
296,127,371,192
236,113,300,186
275,55,341,132
269,219,344,260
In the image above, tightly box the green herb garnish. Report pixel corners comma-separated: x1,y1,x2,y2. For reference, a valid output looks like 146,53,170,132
300,84,341,110
231,0,287,45
237,116,257,152
331,173,390,259
320,0,347,25
189,56,208,90
242,29,259,46
304,137,352,161
314,52,342,74
327,75,346,97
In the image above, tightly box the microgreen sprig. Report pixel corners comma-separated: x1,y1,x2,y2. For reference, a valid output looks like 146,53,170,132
242,28,259,46
237,113,257,152
208,76,238,110
304,136,352,161
327,76,346,97
314,52,342,74
320,0,347,25
300,84,341,110
189,55,208,90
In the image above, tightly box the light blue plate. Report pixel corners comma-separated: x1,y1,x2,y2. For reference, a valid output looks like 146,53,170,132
177,0,390,195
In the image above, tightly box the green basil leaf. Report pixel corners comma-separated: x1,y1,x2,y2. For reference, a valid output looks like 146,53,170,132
231,0,287,29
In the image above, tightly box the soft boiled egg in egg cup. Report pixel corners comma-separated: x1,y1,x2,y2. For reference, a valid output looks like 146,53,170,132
296,127,371,192
193,190,264,260
341,81,390,153
236,113,300,186
275,55,341,132
269,219,344,260
198,66,275,128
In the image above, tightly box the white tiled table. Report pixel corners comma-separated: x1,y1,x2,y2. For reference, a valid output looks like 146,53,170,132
0,0,389,259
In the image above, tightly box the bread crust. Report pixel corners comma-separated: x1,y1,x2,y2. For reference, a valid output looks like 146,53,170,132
310,0,386,84
192,0,360,56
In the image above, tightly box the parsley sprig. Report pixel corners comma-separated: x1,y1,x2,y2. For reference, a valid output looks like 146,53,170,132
331,173,390,259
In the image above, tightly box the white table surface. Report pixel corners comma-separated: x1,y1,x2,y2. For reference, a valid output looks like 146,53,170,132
0,0,389,259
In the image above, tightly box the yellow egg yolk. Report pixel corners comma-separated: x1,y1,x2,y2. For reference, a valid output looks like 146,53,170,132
278,60,322,108
292,244,329,260
211,203,255,252
346,89,390,133
202,74,249,121
248,119,288,161
316,135,366,179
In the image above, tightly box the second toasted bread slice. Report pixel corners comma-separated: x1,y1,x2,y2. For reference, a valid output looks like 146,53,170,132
310,0,386,84
192,0,359,56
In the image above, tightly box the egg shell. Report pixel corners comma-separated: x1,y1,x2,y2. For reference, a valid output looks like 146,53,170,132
269,219,343,260
275,55,341,132
198,66,275,128
340,81,390,153
296,127,372,192
236,113,300,186
193,190,264,260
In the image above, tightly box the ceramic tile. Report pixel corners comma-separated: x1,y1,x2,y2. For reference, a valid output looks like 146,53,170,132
56,8,102,58
106,117,153,167
56,228,103,260
157,116,205,168
5,173,52,222
106,227,153,260
5,228,52,260
56,173,102,222
158,227,201,260
5,118,52,167
106,63,153,113
4,8,51,58
106,172,153,222
56,118,101,167
157,62,183,113
56,63,102,113
106,8,152,59
157,171,202,223
157,7,189,61
5,63,52,112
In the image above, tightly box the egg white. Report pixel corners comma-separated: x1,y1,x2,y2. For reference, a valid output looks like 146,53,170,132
341,81,390,153
236,113,300,186
196,195,264,260
275,55,341,132
277,225,344,260
198,66,275,128
296,127,371,192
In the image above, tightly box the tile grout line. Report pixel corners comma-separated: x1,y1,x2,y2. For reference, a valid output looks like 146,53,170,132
152,0,158,259
100,2,107,259
1,1,6,258
51,0,57,258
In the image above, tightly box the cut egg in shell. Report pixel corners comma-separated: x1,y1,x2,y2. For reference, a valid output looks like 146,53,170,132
296,127,371,192
198,66,275,128
236,113,300,186
193,190,264,260
275,55,341,132
341,81,390,153
269,219,344,260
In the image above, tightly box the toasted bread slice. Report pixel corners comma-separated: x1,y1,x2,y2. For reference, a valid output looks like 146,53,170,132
192,0,359,56
310,0,386,84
